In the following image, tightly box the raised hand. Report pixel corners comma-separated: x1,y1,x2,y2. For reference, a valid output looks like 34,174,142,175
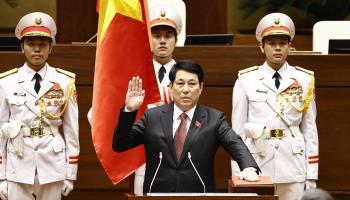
125,76,145,111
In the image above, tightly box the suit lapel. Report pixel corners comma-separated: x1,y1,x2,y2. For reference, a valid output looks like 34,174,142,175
37,67,55,100
257,66,277,94
277,66,297,94
178,106,207,165
262,74,278,93
160,104,177,162
17,68,37,98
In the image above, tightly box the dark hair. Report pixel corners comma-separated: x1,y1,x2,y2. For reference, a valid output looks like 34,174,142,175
169,60,204,83
262,34,291,45
151,25,177,38
21,36,53,44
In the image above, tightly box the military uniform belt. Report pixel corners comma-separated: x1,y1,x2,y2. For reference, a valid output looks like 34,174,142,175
21,126,58,137
266,126,298,139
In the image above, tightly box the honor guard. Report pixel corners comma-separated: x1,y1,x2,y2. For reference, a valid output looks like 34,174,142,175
149,5,182,105
0,12,79,200
231,13,319,200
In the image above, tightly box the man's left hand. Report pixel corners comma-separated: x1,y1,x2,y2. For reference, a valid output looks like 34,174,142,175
61,180,74,196
305,180,316,190
239,167,259,181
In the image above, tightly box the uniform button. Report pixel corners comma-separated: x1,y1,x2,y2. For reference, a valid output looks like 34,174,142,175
275,144,279,149
34,147,38,151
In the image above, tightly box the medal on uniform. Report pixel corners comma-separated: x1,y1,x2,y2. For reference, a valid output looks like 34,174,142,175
44,82,64,99
43,82,65,106
282,80,304,110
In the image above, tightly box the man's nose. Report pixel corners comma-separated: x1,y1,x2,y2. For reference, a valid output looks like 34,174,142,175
182,84,190,93
160,36,166,42
33,45,40,52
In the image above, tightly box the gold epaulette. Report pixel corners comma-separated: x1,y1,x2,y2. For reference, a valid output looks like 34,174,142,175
0,68,18,79
295,66,314,75
56,68,76,79
238,66,259,75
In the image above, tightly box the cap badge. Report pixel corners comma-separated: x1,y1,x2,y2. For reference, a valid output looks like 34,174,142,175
35,18,43,26
273,18,280,26
160,10,166,18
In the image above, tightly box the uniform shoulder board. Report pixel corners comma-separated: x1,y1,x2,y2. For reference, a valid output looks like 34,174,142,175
56,68,76,78
238,66,259,75
0,68,18,79
295,66,314,75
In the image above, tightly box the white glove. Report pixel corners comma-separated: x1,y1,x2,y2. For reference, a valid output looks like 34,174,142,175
239,167,259,181
61,180,74,196
305,180,317,190
87,108,93,125
0,180,8,200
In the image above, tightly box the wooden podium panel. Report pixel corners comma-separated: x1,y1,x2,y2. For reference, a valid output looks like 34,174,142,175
124,193,278,200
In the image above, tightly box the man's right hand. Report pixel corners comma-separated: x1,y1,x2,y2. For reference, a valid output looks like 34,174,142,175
0,180,7,200
125,76,145,112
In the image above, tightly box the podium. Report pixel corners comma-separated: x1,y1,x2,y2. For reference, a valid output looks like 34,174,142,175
124,193,278,200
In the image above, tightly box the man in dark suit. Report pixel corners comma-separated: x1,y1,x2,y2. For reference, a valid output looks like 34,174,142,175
113,60,260,193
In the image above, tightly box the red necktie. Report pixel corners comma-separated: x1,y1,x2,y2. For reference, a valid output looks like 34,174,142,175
174,113,187,161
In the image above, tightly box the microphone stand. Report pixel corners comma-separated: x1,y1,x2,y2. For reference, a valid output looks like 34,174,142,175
147,152,163,194
188,152,206,193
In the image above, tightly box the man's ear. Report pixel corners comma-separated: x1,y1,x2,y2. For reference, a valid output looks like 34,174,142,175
259,43,265,54
48,42,53,54
20,43,24,53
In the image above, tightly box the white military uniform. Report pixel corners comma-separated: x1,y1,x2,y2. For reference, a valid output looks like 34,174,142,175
134,5,181,196
231,13,319,200
0,64,79,199
0,12,79,200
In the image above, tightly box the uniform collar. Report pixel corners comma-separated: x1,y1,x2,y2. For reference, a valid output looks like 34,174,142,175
153,59,176,74
261,62,288,79
18,63,55,83
258,62,297,93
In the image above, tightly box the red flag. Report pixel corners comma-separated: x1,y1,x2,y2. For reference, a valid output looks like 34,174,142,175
92,0,160,184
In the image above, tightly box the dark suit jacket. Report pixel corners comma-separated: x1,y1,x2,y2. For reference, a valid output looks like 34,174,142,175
113,104,259,193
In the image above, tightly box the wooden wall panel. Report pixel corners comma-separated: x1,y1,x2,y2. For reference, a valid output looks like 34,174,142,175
1,46,350,198
55,0,228,43
56,1,98,43
185,0,228,34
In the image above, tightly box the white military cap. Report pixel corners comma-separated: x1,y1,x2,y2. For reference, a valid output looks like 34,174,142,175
256,13,295,42
15,12,57,40
149,5,182,34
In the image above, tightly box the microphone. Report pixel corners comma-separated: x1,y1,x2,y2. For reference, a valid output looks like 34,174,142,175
188,152,206,193
148,152,163,194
